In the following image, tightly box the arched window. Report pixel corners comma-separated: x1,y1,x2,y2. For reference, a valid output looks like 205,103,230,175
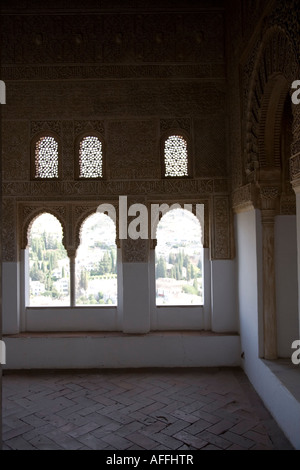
34,136,59,178
75,212,117,306
28,213,69,306
78,136,103,178
155,208,203,306
164,135,189,177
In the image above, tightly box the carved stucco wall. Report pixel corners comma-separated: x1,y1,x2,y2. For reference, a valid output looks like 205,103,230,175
229,0,300,213
2,0,232,263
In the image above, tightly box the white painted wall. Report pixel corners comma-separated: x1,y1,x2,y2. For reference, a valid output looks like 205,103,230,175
275,216,299,357
3,333,241,369
235,209,300,450
122,262,150,333
235,209,262,361
25,307,120,332
210,260,237,332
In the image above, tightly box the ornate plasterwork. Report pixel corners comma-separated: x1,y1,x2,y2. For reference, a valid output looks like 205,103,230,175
2,178,227,198
107,120,159,180
232,183,259,213
2,199,17,262
280,194,296,215
212,196,232,260
1,11,225,66
19,203,67,252
243,26,298,179
122,239,149,263
30,121,61,137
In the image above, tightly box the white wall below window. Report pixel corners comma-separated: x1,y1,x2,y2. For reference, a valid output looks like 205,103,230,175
3,332,241,369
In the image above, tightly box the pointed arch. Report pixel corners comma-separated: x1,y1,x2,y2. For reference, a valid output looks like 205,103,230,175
28,212,70,306
75,212,118,306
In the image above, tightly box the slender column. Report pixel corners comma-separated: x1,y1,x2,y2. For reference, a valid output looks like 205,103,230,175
260,187,279,360
68,249,76,308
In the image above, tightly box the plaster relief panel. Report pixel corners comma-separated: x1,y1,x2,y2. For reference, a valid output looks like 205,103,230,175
194,116,227,177
107,120,159,179
2,121,30,181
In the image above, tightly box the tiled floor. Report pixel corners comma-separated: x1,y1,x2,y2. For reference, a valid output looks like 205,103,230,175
2,368,294,450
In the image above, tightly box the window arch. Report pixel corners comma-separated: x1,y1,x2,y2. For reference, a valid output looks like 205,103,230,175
75,212,117,306
32,134,59,179
155,208,203,306
28,213,70,306
78,135,104,178
163,134,189,177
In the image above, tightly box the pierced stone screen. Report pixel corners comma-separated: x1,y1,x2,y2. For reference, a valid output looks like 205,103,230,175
164,135,188,177
35,136,59,178
79,136,103,178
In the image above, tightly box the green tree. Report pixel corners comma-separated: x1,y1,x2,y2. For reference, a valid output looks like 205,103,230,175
79,269,89,291
156,257,166,279
30,261,44,282
191,264,195,279
193,277,198,294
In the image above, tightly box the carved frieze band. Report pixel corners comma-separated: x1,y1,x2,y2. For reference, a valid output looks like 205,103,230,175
1,64,226,81
3,178,228,198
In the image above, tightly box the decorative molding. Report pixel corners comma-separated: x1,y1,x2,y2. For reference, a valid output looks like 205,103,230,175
122,238,149,263
2,198,17,262
280,194,296,215
30,120,61,137
231,183,259,212
212,196,231,259
160,118,191,134
1,64,226,81
19,203,67,251
62,121,75,181
290,153,300,182
260,186,279,200
2,178,227,198
243,26,299,181
74,120,105,136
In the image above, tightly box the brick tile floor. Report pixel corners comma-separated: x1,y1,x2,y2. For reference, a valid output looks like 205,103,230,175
2,368,294,450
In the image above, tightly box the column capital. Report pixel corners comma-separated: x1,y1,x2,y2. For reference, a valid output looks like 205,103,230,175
67,248,77,259
259,185,280,211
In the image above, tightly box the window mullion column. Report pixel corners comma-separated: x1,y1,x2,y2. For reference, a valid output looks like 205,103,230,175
68,249,76,307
